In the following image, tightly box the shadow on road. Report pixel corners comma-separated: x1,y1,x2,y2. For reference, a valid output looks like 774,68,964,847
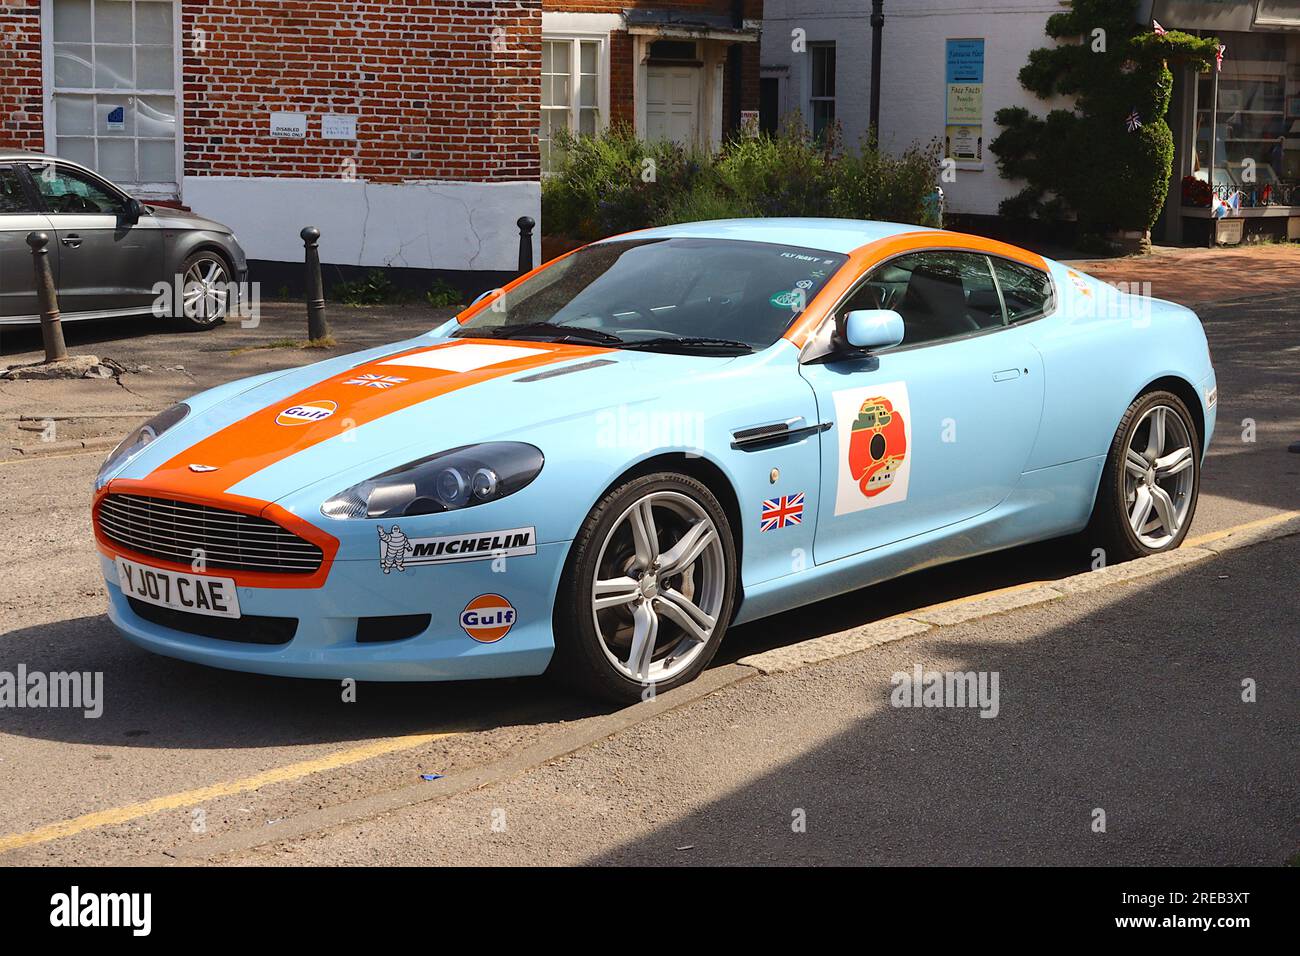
0,536,1088,752
589,537,1299,865
0,613,601,749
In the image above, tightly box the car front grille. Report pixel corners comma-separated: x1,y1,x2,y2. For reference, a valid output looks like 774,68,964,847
98,493,323,575
128,598,298,645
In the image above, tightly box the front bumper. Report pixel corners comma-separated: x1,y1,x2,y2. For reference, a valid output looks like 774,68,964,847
99,540,571,681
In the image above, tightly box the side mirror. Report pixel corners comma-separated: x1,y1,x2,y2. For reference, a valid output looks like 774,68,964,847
841,309,904,352
122,197,143,225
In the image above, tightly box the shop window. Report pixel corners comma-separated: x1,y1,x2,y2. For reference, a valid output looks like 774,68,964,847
47,0,179,194
809,43,836,141
1192,31,1293,204
541,37,603,173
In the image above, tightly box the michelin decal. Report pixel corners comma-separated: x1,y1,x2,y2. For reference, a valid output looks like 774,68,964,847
376,526,537,571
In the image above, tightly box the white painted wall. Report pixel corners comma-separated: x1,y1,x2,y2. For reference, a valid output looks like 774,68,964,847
762,0,1074,217
181,177,541,270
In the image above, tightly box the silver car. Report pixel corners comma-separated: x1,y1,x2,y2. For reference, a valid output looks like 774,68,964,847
0,150,248,331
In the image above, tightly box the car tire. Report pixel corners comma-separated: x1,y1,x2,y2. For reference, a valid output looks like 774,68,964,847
174,250,234,331
1087,389,1201,562
550,472,738,704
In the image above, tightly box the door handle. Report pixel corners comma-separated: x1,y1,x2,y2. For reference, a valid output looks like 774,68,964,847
992,368,1021,382
60,234,82,249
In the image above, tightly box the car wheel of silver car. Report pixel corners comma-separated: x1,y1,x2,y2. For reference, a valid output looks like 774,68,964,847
1089,389,1201,562
552,471,738,703
176,251,233,331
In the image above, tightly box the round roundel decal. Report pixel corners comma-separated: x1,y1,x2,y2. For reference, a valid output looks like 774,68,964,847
275,400,338,426
848,396,908,498
460,594,516,643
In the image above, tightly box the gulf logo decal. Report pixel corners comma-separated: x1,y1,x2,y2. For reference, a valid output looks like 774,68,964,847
832,381,913,516
460,594,516,643
275,400,338,426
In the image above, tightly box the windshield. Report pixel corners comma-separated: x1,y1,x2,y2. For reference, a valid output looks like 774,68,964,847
454,237,848,352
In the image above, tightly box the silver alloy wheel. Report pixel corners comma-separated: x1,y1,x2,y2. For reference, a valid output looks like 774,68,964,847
1123,404,1195,549
590,490,726,685
183,256,231,323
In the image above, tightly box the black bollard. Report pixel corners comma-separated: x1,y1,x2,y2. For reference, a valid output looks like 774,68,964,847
517,216,535,275
301,226,329,342
27,232,67,363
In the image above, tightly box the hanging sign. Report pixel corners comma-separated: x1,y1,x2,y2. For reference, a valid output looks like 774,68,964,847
945,39,984,168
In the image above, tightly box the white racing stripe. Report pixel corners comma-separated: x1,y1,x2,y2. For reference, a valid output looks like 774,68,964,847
380,343,546,373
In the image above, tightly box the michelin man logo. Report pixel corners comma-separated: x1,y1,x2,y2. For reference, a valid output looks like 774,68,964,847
377,525,412,574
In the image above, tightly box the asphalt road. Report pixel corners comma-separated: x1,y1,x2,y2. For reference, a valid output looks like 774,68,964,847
0,291,1295,866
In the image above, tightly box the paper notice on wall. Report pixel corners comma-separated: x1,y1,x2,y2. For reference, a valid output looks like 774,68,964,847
322,115,358,140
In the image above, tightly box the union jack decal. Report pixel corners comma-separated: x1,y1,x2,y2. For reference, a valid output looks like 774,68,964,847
344,373,409,389
760,493,805,532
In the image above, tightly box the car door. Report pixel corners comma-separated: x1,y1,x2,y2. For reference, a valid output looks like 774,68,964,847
0,163,58,321
24,161,163,315
799,250,1046,566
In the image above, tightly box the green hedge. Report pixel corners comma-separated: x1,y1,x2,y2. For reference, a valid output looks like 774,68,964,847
541,121,942,242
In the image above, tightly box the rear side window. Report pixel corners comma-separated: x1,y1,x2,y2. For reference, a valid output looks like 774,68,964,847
0,166,32,213
991,258,1054,323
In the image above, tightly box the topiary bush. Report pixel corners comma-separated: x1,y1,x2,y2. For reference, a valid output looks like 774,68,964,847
990,0,1218,234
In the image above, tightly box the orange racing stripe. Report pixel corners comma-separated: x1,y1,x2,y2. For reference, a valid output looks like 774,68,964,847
783,230,1050,349
136,339,607,499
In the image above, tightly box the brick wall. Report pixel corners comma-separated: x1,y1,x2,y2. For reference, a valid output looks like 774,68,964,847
608,30,634,126
0,0,44,151
183,1,542,184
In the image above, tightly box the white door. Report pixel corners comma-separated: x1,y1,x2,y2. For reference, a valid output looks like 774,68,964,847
645,66,700,146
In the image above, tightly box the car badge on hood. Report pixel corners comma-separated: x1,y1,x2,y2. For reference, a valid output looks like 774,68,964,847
188,464,219,473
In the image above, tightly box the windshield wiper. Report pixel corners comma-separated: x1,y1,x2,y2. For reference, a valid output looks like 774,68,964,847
465,322,625,345
618,336,753,355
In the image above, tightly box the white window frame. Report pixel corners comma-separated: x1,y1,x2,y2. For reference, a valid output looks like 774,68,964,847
540,32,610,172
808,41,836,140
40,0,184,199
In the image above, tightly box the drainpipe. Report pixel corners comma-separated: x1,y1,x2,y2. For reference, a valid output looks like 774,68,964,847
870,0,884,141
727,0,745,136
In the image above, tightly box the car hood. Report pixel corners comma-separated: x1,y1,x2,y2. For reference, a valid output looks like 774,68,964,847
109,337,750,507
145,204,232,233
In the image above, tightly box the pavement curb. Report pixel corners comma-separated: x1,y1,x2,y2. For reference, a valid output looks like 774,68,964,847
737,512,1299,676
1,435,119,460
736,617,932,675
1194,513,1300,555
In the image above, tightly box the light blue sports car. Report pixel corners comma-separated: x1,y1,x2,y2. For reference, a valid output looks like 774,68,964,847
92,219,1216,701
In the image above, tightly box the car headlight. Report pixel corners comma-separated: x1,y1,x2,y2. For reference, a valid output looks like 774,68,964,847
95,403,190,489
320,442,544,520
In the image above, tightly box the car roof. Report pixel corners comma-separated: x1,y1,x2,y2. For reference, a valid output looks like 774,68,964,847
600,218,938,255
0,150,53,163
